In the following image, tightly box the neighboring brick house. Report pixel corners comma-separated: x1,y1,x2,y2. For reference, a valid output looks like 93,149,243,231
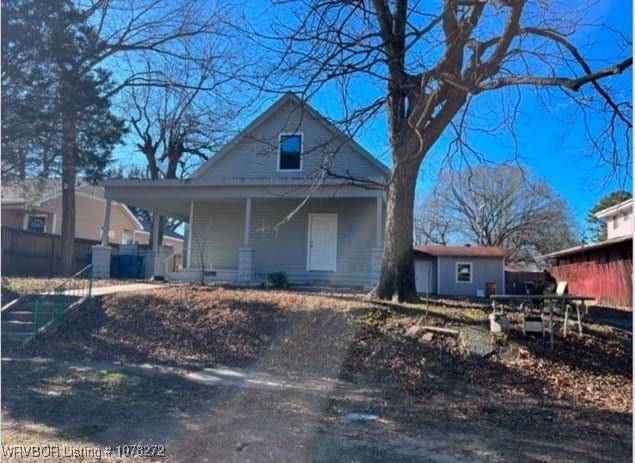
1,179,183,254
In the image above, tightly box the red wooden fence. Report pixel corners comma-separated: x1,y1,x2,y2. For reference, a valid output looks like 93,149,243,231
551,260,633,309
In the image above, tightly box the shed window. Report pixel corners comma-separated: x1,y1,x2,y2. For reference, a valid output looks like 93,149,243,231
613,215,618,229
456,262,472,283
26,214,46,233
279,134,302,171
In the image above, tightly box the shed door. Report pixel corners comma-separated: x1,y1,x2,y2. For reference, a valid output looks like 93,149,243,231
415,259,434,293
307,214,337,271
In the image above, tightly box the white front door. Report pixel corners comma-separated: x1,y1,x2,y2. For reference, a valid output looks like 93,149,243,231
307,214,338,271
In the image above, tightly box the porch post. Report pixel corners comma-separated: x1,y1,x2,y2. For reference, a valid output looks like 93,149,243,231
186,201,194,268
152,209,160,256
149,209,163,279
237,197,255,283
370,195,384,288
243,197,252,247
101,199,112,246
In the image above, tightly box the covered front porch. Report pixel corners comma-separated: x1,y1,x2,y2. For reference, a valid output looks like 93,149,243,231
98,180,384,288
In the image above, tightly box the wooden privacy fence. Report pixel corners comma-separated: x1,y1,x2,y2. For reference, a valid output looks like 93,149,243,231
551,260,633,309
2,226,109,277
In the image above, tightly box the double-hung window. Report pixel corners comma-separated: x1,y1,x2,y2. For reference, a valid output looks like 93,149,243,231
278,134,302,171
456,262,473,283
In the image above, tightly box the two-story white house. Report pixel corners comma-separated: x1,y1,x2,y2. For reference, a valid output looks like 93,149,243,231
594,198,633,240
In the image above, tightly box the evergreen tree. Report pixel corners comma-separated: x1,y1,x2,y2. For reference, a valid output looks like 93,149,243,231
2,0,125,273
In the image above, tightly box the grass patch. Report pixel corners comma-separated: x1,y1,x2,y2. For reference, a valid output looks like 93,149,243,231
99,371,128,384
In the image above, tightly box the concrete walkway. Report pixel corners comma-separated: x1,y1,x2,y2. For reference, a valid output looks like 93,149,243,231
65,283,161,296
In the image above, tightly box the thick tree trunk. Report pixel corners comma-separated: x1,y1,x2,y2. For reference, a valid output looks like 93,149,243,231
60,114,77,276
373,154,420,302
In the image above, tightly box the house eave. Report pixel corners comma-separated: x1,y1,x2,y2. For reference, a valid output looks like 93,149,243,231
540,235,633,259
594,198,633,219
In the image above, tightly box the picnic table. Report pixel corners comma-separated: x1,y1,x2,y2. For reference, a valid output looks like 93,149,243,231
490,294,595,350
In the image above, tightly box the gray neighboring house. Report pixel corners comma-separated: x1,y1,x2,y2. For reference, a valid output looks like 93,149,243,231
414,245,506,297
100,93,389,287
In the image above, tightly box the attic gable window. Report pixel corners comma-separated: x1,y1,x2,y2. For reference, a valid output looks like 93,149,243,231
278,134,302,171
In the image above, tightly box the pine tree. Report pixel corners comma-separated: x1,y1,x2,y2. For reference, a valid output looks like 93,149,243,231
2,0,126,274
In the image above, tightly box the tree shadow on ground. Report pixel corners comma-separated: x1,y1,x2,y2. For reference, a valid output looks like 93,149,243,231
1,357,232,451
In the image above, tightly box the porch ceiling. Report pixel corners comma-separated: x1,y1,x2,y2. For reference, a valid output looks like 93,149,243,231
105,192,191,221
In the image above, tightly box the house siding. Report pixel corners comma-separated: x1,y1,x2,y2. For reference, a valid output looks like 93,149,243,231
1,209,54,233
190,200,245,270
189,197,377,287
39,195,141,245
437,256,504,297
197,100,385,184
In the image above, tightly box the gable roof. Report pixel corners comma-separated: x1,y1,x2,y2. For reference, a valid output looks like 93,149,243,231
1,178,145,231
414,245,506,258
1,178,105,204
1,178,61,204
192,92,389,179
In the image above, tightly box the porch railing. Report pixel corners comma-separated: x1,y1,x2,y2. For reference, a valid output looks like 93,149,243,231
31,264,93,342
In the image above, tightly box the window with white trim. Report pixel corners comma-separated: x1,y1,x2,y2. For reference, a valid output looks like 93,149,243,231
26,214,47,233
456,262,473,283
122,229,133,245
278,134,302,171
613,215,618,229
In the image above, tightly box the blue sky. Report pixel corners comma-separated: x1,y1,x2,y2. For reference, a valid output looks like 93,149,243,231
111,0,632,237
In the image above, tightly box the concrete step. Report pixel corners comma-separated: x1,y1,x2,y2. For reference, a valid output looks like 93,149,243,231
2,331,32,342
2,320,34,333
3,311,53,322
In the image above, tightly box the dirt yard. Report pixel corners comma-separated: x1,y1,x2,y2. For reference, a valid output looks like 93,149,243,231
2,285,631,462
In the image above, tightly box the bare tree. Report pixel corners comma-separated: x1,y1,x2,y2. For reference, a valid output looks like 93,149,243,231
416,164,579,263
254,0,631,301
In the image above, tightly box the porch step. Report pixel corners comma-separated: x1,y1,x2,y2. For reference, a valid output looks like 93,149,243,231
4,310,54,321
2,331,32,341
2,320,34,333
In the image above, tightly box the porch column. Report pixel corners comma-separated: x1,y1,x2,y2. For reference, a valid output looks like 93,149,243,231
186,201,194,269
370,195,383,288
237,197,255,283
243,197,252,247
101,199,112,246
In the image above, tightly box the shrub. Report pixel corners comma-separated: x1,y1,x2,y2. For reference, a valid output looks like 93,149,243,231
267,272,289,289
